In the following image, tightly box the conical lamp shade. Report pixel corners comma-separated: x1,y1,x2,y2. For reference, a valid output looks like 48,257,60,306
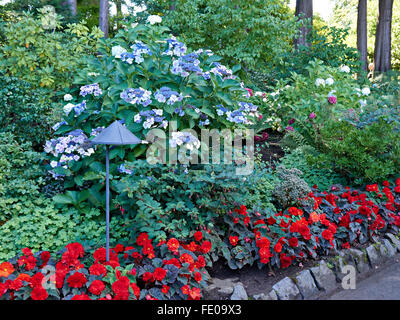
91,121,142,145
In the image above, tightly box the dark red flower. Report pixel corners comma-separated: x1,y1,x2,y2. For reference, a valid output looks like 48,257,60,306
153,268,167,282
167,238,180,252
30,286,48,300
280,254,292,268
67,272,87,288
194,231,203,242
89,280,105,295
229,236,239,247
71,293,91,300
142,272,154,283
200,241,212,254
288,237,298,248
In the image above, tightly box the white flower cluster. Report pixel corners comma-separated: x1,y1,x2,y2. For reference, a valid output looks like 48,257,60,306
339,65,351,73
315,77,335,87
169,132,200,150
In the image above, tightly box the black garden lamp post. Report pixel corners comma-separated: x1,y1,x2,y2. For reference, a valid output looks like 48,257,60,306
91,120,141,261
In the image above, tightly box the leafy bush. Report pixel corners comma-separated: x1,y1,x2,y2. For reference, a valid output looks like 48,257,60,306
142,0,296,75
0,205,128,261
46,22,259,208
114,160,277,242
279,145,347,191
272,166,312,210
0,73,54,148
247,25,362,90
310,115,400,183
0,133,45,223
0,8,102,91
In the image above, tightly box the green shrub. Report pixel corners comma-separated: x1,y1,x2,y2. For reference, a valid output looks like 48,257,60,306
143,0,296,76
280,145,347,191
114,160,277,242
0,133,45,222
0,73,54,148
0,205,129,261
272,166,311,210
310,115,400,183
46,22,260,210
0,8,102,91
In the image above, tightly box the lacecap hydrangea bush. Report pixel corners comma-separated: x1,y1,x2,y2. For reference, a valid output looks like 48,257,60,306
45,23,260,206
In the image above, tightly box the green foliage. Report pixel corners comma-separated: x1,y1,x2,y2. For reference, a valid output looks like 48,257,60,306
280,145,347,191
0,205,129,261
144,0,296,76
256,59,368,139
0,72,54,148
0,0,79,24
272,166,311,210
0,8,102,91
249,25,362,90
115,160,277,242
0,133,45,222
47,22,258,207
311,113,400,183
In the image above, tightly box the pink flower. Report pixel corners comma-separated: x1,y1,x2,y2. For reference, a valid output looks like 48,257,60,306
309,112,316,119
245,88,253,96
328,96,337,104
285,126,294,132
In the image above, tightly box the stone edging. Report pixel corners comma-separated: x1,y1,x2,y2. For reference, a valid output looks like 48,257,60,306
205,232,400,300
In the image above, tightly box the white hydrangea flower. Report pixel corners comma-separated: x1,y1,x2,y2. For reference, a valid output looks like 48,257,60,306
112,45,127,59
63,103,75,115
63,94,73,101
339,65,350,73
361,87,370,96
50,160,58,168
147,15,162,25
325,77,334,86
315,78,326,87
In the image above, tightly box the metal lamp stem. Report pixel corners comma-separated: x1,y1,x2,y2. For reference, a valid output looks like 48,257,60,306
105,145,110,262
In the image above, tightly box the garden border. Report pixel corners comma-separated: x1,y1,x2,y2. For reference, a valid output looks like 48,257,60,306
206,232,400,300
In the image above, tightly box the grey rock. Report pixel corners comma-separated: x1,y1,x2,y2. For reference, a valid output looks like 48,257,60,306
230,283,248,300
206,277,239,295
272,277,302,300
253,290,278,301
377,243,389,262
385,233,400,252
366,245,380,268
331,251,357,282
382,239,396,258
309,260,337,293
348,248,370,274
295,270,319,299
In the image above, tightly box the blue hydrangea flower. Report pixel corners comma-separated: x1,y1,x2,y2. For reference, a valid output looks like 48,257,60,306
118,164,133,175
164,36,187,57
80,83,102,97
154,87,183,105
120,41,152,64
120,88,152,106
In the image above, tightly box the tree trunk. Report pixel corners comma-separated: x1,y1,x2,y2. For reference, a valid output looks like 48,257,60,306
294,0,313,49
99,0,109,38
357,0,368,70
374,0,394,72
65,0,77,15
116,0,122,16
